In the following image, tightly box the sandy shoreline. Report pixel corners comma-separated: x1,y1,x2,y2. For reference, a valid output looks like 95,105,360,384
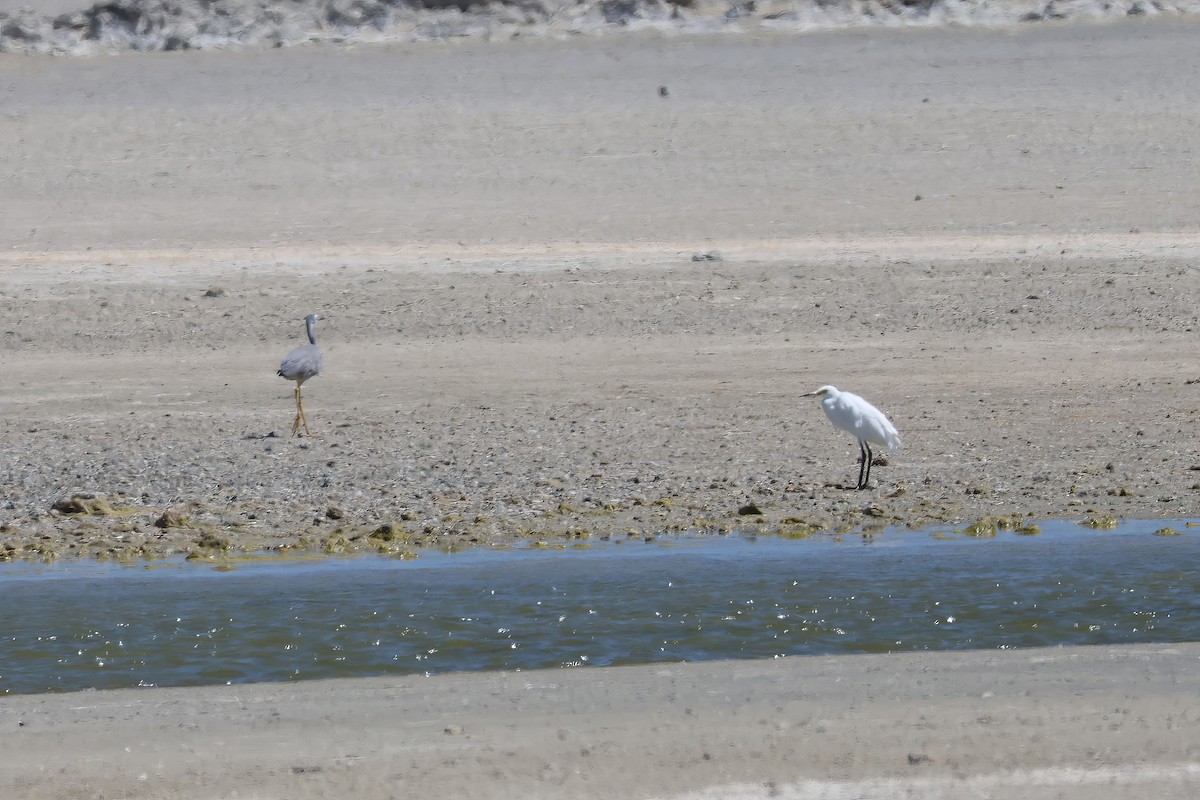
3,643,1199,799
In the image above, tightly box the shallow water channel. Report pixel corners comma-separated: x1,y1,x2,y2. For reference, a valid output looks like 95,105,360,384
1,520,1197,695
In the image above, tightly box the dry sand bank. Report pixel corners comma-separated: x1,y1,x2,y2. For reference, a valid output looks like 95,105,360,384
5,19,1200,252
2,643,1199,799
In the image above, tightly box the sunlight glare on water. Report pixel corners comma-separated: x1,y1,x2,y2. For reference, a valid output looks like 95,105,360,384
0,520,1197,695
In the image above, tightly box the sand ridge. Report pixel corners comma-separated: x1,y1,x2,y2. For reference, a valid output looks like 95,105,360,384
4,0,1199,55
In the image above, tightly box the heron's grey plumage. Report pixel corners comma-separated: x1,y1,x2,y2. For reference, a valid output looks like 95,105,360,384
278,314,323,386
278,313,323,436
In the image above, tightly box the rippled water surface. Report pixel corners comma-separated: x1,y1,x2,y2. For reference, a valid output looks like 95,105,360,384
2,521,1197,695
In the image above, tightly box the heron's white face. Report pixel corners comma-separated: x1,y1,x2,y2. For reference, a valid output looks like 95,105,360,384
801,386,834,398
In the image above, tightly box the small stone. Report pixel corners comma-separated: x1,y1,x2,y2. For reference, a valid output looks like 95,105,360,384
325,506,345,520
736,503,763,516
444,724,465,736
51,493,114,516
203,286,226,297
154,509,189,528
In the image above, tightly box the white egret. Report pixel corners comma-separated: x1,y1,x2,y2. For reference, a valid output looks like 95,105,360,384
801,385,901,490
277,313,323,437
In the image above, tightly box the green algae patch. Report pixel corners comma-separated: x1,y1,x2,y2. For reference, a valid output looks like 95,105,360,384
777,521,824,540
379,547,419,560
323,534,352,554
690,518,732,534
367,523,400,543
184,531,232,561
959,514,1035,537
197,532,227,548
961,518,998,538
774,516,825,539
1078,515,1120,530
1153,527,1184,536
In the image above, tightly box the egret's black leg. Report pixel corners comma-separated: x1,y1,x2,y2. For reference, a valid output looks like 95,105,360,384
863,442,873,488
857,441,870,489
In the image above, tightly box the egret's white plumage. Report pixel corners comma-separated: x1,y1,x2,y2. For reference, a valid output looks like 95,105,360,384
801,385,900,489
277,313,323,437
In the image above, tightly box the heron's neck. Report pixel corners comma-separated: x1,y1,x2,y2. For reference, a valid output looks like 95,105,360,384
305,318,317,345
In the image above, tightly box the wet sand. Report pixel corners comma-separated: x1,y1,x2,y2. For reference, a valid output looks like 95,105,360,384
1,15,1199,797
3,643,1199,799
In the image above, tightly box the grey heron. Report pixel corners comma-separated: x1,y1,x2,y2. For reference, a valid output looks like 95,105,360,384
277,313,323,437
801,385,901,489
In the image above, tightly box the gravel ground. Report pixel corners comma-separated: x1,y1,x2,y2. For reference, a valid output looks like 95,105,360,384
2,238,1198,561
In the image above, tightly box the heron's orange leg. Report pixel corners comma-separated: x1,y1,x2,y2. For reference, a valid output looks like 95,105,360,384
292,387,312,437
